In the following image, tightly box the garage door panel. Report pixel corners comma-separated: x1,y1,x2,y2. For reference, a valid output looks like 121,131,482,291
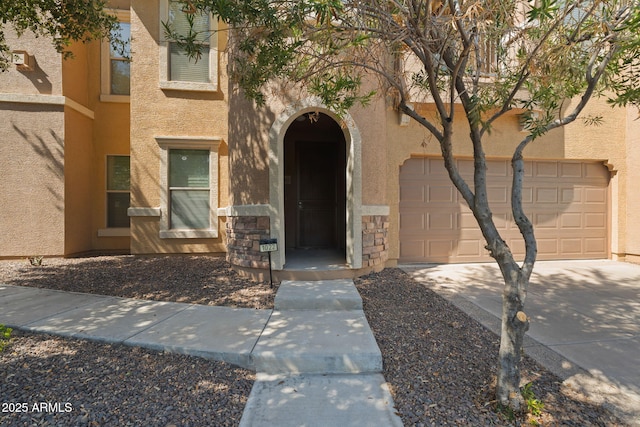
523,161,534,177
399,158,609,263
535,162,559,177
488,187,508,203
457,240,483,257
487,161,509,176
400,185,424,203
428,186,455,203
585,238,607,254
521,187,533,203
533,213,558,228
428,213,455,230
585,213,607,228
400,240,425,260
537,239,559,255
459,212,478,230
428,240,454,257
535,188,559,203
560,213,582,228
400,212,425,231
585,188,607,203
585,163,609,179
560,239,583,254
560,162,583,177
561,188,581,203
508,239,525,257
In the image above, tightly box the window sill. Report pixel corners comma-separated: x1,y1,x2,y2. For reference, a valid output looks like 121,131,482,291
160,229,218,239
159,80,218,93
98,228,131,237
128,207,161,217
100,94,130,103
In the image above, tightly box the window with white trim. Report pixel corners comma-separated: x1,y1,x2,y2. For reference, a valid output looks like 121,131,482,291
106,155,130,228
156,137,220,238
159,0,218,91
101,10,130,102
169,149,210,229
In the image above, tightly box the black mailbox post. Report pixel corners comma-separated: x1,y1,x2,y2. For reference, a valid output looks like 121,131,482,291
259,238,278,287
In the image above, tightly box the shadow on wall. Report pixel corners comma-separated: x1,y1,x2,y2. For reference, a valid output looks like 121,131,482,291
18,57,53,94
11,122,64,213
228,86,276,205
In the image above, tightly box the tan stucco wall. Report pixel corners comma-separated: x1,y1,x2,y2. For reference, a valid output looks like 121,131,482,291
228,91,274,205
1,11,131,257
0,104,66,257
0,29,66,257
624,107,640,262
63,107,95,256
0,29,63,96
351,93,388,206
59,40,93,256
129,0,229,254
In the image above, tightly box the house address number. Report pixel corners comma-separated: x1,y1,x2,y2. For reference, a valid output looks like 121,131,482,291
259,238,278,252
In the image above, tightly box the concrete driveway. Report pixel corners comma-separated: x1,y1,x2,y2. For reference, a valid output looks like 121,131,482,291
401,260,640,425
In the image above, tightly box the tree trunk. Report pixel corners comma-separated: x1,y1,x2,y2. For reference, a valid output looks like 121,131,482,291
496,260,531,412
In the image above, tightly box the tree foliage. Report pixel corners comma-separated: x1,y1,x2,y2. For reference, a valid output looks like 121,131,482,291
167,0,640,412
0,0,117,71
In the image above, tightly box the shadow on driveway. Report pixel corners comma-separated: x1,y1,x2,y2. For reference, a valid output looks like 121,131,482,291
401,259,640,426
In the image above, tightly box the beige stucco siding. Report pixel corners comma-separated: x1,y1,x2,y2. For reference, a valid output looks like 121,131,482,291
129,0,229,254
63,107,95,255
227,93,273,205
352,94,388,206
625,107,640,262
0,103,66,257
0,29,66,257
0,29,63,96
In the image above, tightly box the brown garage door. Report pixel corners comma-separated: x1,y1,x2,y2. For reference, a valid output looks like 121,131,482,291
399,158,609,263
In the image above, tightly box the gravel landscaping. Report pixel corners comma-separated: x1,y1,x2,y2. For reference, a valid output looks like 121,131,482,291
0,255,628,426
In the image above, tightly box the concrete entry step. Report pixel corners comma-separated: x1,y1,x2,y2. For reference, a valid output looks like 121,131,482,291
252,310,382,375
274,279,363,310
239,373,403,427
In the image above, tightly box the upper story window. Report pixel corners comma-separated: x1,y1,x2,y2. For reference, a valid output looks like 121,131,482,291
101,10,131,102
159,0,218,92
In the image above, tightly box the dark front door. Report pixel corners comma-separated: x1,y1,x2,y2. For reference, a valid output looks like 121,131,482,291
296,140,339,248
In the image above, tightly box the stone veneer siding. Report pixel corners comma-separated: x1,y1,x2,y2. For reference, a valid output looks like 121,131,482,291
226,216,271,269
362,215,389,267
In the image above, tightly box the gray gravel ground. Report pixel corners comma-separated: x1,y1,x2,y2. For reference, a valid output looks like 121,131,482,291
0,255,629,426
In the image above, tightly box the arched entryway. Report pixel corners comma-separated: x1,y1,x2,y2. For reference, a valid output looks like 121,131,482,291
268,98,363,271
283,113,347,260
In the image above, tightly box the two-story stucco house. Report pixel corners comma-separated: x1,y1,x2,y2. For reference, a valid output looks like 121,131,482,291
2,0,639,279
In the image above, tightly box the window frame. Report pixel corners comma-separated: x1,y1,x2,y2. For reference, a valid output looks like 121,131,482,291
100,9,131,103
156,136,221,239
159,0,219,92
98,154,131,237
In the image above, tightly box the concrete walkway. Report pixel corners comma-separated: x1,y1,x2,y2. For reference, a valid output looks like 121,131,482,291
0,279,403,427
401,260,640,426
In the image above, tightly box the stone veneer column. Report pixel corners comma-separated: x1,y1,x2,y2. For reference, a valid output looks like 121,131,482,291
362,215,389,267
226,216,271,269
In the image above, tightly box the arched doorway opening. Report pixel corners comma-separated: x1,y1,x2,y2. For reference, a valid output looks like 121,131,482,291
283,113,347,262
